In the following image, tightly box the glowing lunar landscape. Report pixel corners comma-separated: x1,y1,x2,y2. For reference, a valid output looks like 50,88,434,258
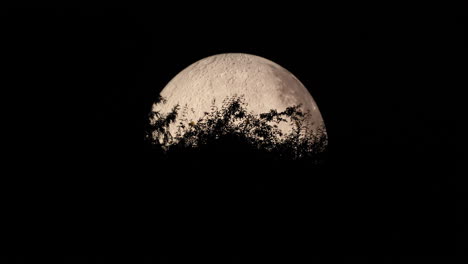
151,53,326,150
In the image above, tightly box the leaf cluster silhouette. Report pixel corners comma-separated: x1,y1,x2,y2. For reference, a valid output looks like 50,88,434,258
146,95,327,164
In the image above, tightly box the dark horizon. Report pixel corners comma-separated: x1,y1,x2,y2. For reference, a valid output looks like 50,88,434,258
2,6,464,263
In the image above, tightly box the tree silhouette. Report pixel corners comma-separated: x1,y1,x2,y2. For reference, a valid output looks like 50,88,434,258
145,95,327,164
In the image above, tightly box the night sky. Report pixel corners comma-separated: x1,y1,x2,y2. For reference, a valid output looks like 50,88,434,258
2,6,465,263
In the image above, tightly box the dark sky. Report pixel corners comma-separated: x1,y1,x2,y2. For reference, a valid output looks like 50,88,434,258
2,6,465,263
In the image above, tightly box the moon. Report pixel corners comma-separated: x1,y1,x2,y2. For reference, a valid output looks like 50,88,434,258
152,53,326,142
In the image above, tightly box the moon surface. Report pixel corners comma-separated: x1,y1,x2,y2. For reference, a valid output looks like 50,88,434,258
152,53,326,141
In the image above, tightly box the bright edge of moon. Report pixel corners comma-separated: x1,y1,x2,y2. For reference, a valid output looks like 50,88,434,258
151,53,326,144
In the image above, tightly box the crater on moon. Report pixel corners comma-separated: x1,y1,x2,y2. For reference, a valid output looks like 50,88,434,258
151,53,326,142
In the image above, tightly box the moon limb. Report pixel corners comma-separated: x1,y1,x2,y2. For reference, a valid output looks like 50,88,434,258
153,53,326,138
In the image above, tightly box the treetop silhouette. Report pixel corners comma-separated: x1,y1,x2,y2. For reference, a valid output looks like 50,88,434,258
146,95,327,163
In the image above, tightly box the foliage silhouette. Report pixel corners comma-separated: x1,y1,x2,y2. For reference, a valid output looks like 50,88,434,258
145,95,327,164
